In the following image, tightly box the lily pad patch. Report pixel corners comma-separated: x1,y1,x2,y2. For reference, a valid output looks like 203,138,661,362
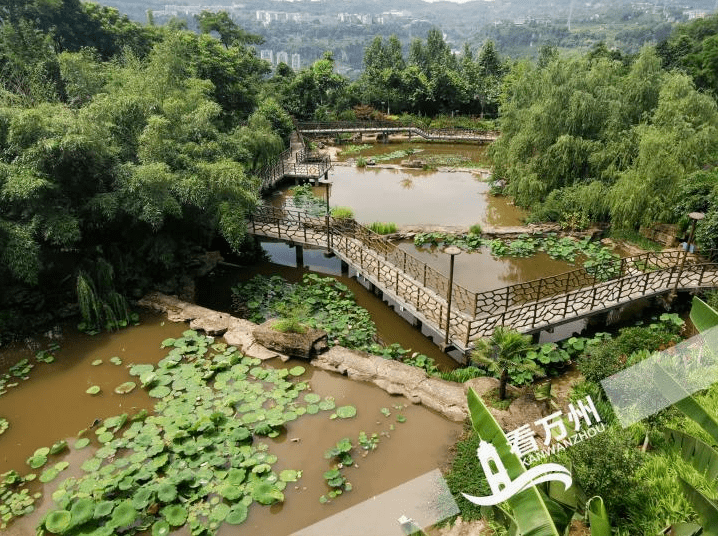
86,385,101,395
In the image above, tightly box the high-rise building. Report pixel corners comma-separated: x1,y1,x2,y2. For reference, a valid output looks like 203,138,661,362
276,51,289,65
260,50,273,64
291,54,301,70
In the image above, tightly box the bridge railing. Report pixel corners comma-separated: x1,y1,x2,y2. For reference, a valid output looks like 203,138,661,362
249,205,718,346
466,260,718,340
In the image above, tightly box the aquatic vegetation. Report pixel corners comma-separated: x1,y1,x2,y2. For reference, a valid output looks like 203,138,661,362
368,221,397,234
0,418,7,436
76,260,138,334
330,206,354,219
339,144,372,155
3,329,372,535
413,232,620,280
288,184,326,216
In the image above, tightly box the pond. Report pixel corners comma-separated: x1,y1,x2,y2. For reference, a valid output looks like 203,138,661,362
0,314,461,536
269,167,527,228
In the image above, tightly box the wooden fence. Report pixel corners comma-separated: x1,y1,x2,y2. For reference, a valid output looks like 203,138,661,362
296,121,497,142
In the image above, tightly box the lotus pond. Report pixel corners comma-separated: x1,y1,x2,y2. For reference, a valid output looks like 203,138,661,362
0,314,460,535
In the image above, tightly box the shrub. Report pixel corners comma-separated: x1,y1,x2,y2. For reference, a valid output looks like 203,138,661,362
356,156,367,168
272,318,307,334
565,425,644,522
468,224,482,235
330,207,354,219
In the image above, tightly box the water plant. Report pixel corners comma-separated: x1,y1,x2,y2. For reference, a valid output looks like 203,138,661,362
339,144,372,155
76,260,139,334
356,156,368,167
368,221,397,235
330,206,354,219
288,184,326,216
0,329,372,535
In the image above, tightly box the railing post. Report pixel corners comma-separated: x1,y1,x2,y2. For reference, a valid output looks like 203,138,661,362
473,292,478,318
395,269,399,295
360,248,364,268
563,274,571,316
464,320,471,349
643,271,650,294
616,270,624,303
699,264,706,287
504,287,510,312
277,218,281,238
423,264,427,287
403,250,407,272
589,283,597,311
535,278,543,303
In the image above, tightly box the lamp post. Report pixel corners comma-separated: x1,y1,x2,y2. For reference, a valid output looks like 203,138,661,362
674,211,705,294
444,245,462,348
317,177,333,251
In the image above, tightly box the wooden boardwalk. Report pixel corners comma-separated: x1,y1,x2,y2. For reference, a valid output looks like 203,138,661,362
249,208,718,354
297,121,497,143
257,132,333,193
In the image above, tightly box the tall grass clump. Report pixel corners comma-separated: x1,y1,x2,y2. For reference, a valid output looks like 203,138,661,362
330,207,354,219
368,222,397,235
356,156,367,168
76,259,134,334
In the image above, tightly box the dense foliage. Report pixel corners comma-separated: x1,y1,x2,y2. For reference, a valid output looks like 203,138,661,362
0,2,292,340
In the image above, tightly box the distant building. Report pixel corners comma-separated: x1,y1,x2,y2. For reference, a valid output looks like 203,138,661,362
276,51,289,65
685,10,707,19
291,53,301,70
260,49,273,64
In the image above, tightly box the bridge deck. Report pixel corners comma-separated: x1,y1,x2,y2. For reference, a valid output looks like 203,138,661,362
249,208,718,353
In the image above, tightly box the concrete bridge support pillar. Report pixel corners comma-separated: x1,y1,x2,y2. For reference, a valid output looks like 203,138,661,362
340,260,349,275
295,245,304,268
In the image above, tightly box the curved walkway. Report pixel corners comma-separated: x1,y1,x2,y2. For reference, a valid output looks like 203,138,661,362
249,206,718,353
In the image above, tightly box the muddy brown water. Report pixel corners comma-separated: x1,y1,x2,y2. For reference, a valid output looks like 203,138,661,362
0,314,462,536
269,168,527,227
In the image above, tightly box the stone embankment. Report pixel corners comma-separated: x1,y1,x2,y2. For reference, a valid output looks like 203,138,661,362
138,292,551,429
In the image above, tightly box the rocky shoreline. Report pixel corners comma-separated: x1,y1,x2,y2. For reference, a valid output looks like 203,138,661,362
138,292,558,432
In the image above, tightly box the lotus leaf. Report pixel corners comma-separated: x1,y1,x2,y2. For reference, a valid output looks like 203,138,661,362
161,338,176,348
132,488,153,510
44,509,72,533
288,366,305,376
252,463,272,474
251,481,284,505
336,405,357,419
129,364,154,376
110,357,122,365
91,359,103,366
225,503,248,525
86,386,101,395
27,454,47,469
98,432,113,444
318,399,335,411
39,468,59,483
252,422,274,436
220,484,243,501
112,381,136,395
103,414,127,431
70,498,94,526
396,415,407,423
210,502,230,522
93,500,114,519
110,500,137,528
156,481,177,503
306,404,319,415
279,469,301,482
81,458,101,472
161,504,188,526
226,468,246,485
148,385,171,398
303,393,321,404
54,461,70,471
152,520,171,536
74,438,90,449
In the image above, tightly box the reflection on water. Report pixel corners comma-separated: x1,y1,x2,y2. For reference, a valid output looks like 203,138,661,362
268,167,527,227
398,241,576,292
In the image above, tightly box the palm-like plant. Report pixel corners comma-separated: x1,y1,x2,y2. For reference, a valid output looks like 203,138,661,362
471,326,537,400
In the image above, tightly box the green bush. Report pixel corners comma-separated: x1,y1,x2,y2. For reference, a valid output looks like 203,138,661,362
330,206,354,219
272,318,307,334
468,224,482,235
565,425,644,523
356,156,367,168
444,427,490,522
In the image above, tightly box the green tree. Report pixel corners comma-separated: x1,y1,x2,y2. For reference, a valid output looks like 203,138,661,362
194,10,263,48
471,327,536,400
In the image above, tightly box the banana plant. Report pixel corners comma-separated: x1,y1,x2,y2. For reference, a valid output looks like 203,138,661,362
465,388,610,535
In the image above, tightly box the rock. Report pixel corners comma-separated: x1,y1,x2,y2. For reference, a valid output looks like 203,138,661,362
400,159,426,169
437,516,490,536
463,377,501,397
252,319,328,359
